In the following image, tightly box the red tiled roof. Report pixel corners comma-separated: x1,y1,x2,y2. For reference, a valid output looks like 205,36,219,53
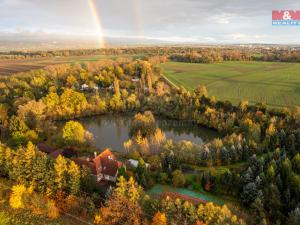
72,149,122,177
72,157,97,174
49,149,63,159
94,149,119,177
37,143,57,154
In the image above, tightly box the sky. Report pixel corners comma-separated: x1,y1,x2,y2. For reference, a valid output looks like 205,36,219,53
1,0,300,45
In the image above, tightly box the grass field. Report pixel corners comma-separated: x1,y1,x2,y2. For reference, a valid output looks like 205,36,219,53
161,61,300,107
0,53,150,76
0,55,114,76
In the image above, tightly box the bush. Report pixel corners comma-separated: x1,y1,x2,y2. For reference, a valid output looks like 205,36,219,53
172,170,186,187
0,212,10,225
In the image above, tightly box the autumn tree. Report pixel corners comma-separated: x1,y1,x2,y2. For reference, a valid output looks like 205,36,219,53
194,85,208,97
60,88,88,117
9,184,29,209
54,155,68,192
62,121,85,144
114,78,120,96
17,100,46,129
43,92,60,116
0,212,10,225
172,169,186,187
94,176,143,225
11,142,37,184
68,161,81,195
130,111,156,138
151,211,167,225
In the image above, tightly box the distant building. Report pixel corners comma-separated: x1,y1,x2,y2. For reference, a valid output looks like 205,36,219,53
38,144,123,183
80,84,89,91
37,144,78,159
131,77,140,82
127,159,150,168
93,86,99,91
72,149,123,183
108,84,114,90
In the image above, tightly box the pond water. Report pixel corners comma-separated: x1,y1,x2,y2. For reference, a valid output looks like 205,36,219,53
78,115,219,152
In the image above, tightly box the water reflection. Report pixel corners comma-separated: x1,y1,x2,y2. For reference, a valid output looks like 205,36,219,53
78,115,219,152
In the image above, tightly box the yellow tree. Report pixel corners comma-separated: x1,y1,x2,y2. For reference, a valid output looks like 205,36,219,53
60,88,88,116
66,75,78,87
62,120,85,144
95,176,143,225
9,185,28,209
151,211,167,225
54,155,68,192
12,142,36,183
114,78,120,96
68,161,81,195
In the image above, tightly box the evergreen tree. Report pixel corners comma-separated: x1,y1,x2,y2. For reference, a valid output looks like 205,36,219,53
250,198,267,225
54,155,68,192
68,161,81,195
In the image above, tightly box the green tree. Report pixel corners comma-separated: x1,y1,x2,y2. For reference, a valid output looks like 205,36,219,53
172,170,186,187
32,153,50,192
292,153,300,174
0,212,10,225
11,142,37,184
135,158,148,187
68,161,81,195
54,155,68,192
250,198,267,225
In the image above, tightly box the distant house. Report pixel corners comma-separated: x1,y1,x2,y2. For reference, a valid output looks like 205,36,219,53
72,149,123,183
127,159,150,168
93,86,99,91
131,77,140,82
80,84,89,91
37,144,123,183
108,84,114,90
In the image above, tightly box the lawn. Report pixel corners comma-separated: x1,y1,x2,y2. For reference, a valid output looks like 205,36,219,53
147,183,239,206
161,61,300,108
183,162,248,176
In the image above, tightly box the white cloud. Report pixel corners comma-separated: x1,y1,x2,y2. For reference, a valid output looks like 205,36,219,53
1,0,300,44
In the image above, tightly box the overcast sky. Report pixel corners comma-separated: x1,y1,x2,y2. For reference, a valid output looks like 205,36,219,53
1,0,300,44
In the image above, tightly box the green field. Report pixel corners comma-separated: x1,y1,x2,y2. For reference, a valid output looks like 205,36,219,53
161,61,300,107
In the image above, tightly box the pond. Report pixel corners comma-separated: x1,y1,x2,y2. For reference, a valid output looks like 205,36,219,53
78,115,219,152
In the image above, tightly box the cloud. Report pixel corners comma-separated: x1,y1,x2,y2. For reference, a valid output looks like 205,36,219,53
0,0,300,44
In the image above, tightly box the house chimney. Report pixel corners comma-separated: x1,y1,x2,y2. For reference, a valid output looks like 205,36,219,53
94,152,97,158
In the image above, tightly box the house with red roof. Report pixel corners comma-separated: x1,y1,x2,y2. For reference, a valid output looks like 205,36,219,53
72,149,123,183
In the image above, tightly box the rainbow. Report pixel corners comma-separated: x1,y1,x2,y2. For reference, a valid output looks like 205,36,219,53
88,0,105,48
132,0,144,37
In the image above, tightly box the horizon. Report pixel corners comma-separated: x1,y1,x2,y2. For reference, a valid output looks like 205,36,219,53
1,0,300,51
